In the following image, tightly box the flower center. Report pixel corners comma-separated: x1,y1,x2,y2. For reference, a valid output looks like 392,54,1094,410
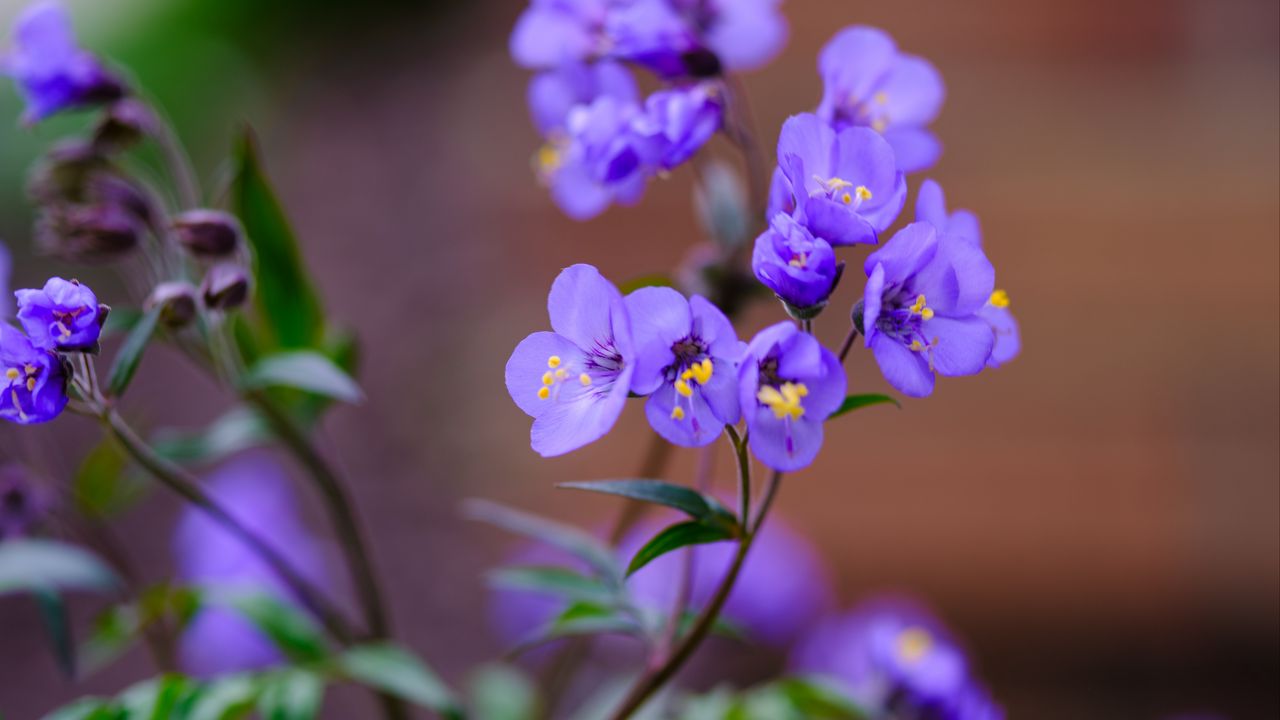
670,357,714,421
535,354,592,402
842,90,890,132
757,381,808,420
5,364,40,394
811,175,871,208
895,626,933,664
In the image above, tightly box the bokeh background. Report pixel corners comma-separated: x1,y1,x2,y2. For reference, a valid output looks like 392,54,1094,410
0,0,1276,717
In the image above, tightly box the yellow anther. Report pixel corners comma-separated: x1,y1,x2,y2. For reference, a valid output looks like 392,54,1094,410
989,289,1010,308
789,253,808,268
757,382,808,420
670,406,685,421
896,627,933,663
26,378,35,392
537,144,562,173
542,371,555,386
871,118,888,132
910,339,925,352
537,386,551,400
579,373,591,386
11,389,25,420
814,175,853,194
689,359,713,385
4,368,17,381
547,356,562,369
554,368,567,380
873,91,888,105
921,308,935,321
910,294,934,320
855,185,872,201
841,192,852,205
24,364,36,375
675,379,693,398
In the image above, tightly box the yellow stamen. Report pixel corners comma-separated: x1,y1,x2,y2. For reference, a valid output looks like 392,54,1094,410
789,253,808,268
547,356,562,369
921,308,935,320
689,359,713,385
910,294,933,320
757,382,808,420
896,627,932,663
537,387,550,400
989,289,1010,308
910,340,925,352
873,91,888,105
542,371,555,386
4,368,17,381
554,368,567,380
11,390,26,420
855,185,872,201
579,373,591,386
675,379,693,398
26,378,35,392
871,118,888,132
536,144,562,173
670,406,685,421
24,364,36,375
841,192,852,205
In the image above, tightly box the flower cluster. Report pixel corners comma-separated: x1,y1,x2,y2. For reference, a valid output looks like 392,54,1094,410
791,596,1003,719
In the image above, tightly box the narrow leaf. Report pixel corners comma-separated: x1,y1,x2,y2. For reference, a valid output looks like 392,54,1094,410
119,675,192,720
627,521,735,577
207,590,328,663
468,664,540,720
558,479,737,528
464,499,621,587
35,588,76,678
186,674,261,720
488,566,617,605
100,307,142,340
0,539,119,594
337,643,461,718
151,407,272,465
512,603,643,655
257,669,324,720
828,393,900,419
106,305,160,398
241,351,364,404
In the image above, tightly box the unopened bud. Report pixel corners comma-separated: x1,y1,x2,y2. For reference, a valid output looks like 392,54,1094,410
27,139,105,204
173,210,243,257
92,99,158,153
85,173,153,227
201,263,251,310
37,205,142,263
851,298,866,337
145,282,198,329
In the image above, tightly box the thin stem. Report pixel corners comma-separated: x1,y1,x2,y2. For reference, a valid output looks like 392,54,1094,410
802,318,813,334
838,325,859,363
100,408,356,644
753,470,783,535
725,424,750,523
152,111,201,211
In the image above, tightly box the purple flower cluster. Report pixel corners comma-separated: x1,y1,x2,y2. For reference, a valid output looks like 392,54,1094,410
1,0,123,123
791,596,1003,720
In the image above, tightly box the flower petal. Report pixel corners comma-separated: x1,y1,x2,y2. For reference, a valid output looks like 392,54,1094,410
531,364,632,457
882,127,942,173
880,54,945,127
864,221,938,285
625,286,690,395
505,332,584,418
547,264,623,349
978,304,1020,367
748,408,824,471
645,382,723,447
870,332,934,397
927,316,994,377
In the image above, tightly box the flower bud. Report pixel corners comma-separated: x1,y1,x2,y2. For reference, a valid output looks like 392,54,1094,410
92,99,158,153
851,299,866,337
145,282,198,329
85,173,154,227
173,210,244,258
201,263,251,310
27,139,106,205
36,204,142,263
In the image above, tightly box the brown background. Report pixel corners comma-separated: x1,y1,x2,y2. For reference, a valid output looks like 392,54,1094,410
0,0,1277,717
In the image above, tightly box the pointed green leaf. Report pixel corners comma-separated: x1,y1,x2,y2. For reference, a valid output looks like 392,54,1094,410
241,351,363,404
468,664,540,720
464,500,621,587
627,521,736,577
828,394,900,419
151,406,272,465
206,590,328,663
512,602,644,655
231,129,325,351
257,669,325,720
0,539,119,594
558,479,738,529
35,588,76,678
106,305,160,398
337,643,462,719
100,307,142,340
488,566,617,605
119,675,193,720
186,674,261,720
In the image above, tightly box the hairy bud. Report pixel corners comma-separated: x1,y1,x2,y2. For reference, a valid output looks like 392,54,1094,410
173,210,244,258
201,263,251,310
37,205,142,263
92,99,158,153
145,282,198,329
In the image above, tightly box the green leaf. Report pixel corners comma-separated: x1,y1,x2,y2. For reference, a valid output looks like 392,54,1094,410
764,677,868,719
241,351,364,404
828,393,900,420
256,669,324,720
617,274,675,295
467,664,540,720
487,566,617,606
558,479,738,530
231,129,325,351
73,439,141,517
39,698,120,720
79,603,142,674
336,643,461,719
513,602,644,655
118,675,193,720
35,588,76,678
626,521,736,577
186,674,261,720
106,305,160,398
206,590,328,663
0,539,119,594
151,407,272,465
464,500,621,587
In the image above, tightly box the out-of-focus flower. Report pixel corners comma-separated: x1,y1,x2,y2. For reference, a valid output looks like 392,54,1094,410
668,0,788,73
861,222,995,397
769,113,905,247
605,0,699,77
201,263,251,311
0,324,67,424
738,321,845,471
91,98,157,153
0,0,124,123
625,286,740,447
173,210,244,258
505,264,636,457
816,26,945,172
0,463,51,539
634,82,722,169
510,0,615,70
976,291,1019,368
538,96,654,220
791,596,1003,720
35,204,143,263
528,61,638,136
173,453,330,677
145,281,198,329
15,276,102,351
0,241,10,318
752,213,840,313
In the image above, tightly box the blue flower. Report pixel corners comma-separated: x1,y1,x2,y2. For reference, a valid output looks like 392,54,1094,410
0,324,67,425
752,213,840,312
738,321,845,471
862,222,995,397
768,113,906,247
634,82,722,169
668,0,788,73
1,1,123,123
816,26,945,172
506,264,636,456
976,291,1019,368
527,61,638,137
15,276,102,351
625,286,740,447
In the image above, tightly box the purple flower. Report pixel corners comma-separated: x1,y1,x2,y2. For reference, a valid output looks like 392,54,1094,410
769,113,906,247
506,264,636,456
173,453,329,677
527,61,638,136
605,0,700,77
976,291,1019,368
15,276,101,351
0,325,67,425
0,463,51,539
738,321,845,471
624,286,740,447
634,82,722,169
915,179,981,246
791,596,1002,720
537,95,655,220
0,241,10,318
752,213,840,312
862,222,995,398
669,0,788,72
816,26,945,173
510,0,612,69
1,1,123,123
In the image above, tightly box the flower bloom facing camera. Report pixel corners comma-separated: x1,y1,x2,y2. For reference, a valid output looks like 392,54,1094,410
816,26,945,172
738,321,845,471
0,0,124,123
506,264,636,457
625,286,741,447
769,113,905,247
752,213,840,313
16,276,102,351
0,324,67,425
862,222,995,398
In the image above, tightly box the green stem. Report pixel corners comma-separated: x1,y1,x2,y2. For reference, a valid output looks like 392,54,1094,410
838,325,859,363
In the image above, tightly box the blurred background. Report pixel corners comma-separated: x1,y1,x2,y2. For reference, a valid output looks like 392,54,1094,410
0,0,1276,717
